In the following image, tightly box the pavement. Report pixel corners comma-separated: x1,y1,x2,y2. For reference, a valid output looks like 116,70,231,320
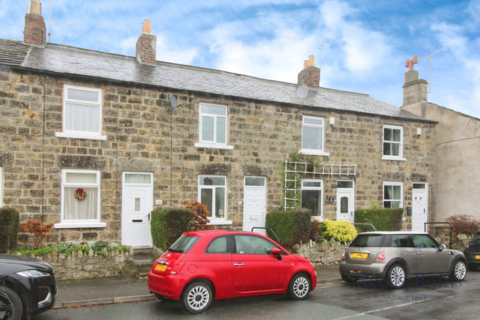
53,265,341,309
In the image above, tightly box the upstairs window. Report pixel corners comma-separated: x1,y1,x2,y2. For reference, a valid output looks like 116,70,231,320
56,85,105,140
199,103,227,145
301,116,327,155
383,125,404,160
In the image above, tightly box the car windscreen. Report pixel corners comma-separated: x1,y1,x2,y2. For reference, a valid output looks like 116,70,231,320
351,235,384,247
472,233,480,242
167,235,200,253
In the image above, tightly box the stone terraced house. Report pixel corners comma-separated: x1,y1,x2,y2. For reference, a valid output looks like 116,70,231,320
0,3,437,248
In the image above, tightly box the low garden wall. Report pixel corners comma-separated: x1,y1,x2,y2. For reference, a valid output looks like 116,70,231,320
13,247,134,281
295,239,350,266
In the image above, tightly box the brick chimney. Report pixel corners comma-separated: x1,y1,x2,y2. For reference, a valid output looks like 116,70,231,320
24,0,46,47
136,19,157,65
402,55,428,106
297,55,320,88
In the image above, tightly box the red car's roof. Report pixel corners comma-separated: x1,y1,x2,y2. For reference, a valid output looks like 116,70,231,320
183,230,272,239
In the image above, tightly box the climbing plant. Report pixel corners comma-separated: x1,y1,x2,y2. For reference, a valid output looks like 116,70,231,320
280,151,327,211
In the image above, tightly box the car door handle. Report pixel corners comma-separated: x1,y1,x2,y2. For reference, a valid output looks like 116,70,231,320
417,252,424,255
233,263,245,267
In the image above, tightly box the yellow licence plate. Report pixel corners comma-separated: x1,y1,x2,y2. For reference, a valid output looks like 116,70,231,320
351,253,368,259
155,264,167,272
475,255,480,260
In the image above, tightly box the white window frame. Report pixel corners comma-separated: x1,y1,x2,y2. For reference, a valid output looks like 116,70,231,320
197,175,232,225
383,181,404,209
0,167,3,208
194,102,233,150
382,125,405,161
301,179,324,221
54,169,106,229
301,116,329,156
55,84,106,141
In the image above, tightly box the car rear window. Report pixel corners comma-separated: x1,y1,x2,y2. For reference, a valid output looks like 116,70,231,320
168,235,199,253
351,235,384,247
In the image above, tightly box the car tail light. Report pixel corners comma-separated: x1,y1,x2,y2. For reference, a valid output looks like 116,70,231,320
169,261,184,275
341,250,345,260
377,250,386,261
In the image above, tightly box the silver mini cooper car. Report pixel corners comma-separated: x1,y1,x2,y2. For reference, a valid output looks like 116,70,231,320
339,232,467,288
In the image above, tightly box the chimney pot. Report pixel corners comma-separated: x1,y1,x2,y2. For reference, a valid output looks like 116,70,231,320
308,55,315,67
142,19,152,34
304,60,308,69
30,0,41,15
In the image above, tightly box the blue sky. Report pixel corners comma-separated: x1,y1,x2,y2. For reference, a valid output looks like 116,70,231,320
1,0,479,117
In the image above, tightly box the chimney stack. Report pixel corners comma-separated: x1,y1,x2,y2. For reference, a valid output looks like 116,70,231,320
402,55,428,106
24,0,46,47
136,19,157,65
298,55,320,88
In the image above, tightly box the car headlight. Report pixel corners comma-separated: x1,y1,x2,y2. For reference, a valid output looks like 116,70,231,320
16,270,51,278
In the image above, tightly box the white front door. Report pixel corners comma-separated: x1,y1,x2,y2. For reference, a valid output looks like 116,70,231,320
243,177,266,235
412,183,428,232
122,172,153,248
337,181,355,223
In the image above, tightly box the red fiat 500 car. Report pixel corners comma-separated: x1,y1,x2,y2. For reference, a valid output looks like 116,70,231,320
148,230,317,313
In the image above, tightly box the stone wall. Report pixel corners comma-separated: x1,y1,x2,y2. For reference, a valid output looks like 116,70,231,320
0,66,436,243
14,248,133,280
296,239,349,266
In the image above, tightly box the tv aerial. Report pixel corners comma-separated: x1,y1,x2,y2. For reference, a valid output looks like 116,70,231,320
424,50,440,94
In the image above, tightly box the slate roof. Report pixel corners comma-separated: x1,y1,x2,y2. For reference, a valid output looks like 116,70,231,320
0,39,432,122
0,39,31,66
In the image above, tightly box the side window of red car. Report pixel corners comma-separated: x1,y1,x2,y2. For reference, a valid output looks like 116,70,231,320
206,236,230,254
234,235,278,255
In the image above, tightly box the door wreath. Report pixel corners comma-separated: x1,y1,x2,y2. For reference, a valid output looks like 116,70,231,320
74,188,87,201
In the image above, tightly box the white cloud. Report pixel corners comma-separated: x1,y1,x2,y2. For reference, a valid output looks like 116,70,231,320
209,13,317,83
156,35,198,65
319,0,392,73
431,22,480,117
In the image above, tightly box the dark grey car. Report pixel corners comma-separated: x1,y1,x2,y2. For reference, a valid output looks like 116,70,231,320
339,232,467,288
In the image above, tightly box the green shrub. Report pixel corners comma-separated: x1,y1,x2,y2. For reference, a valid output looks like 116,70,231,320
322,220,357,242
151,208,192,251
0,208,20,253
355,208,404,232
265,210,310,251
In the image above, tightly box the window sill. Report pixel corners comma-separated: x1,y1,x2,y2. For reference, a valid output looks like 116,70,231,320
300,149,330,156
54,222,107,229
311,216,324,222
207,220,233,226
381,156,406,161
55,132,107,141
195,143,234,150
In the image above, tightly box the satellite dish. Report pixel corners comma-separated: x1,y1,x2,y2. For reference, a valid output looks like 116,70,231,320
296,85,309,98
169,94,178,108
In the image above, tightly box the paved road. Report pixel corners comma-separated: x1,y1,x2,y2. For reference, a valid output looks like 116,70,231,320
35,270,480,320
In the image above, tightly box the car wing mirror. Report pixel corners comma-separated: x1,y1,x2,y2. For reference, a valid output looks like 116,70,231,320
271,248,282,260
438,244,446,251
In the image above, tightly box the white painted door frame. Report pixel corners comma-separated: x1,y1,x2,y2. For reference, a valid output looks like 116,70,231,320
336,181,355,223
243,177,267,235
412,183,428,232
121,172,153,248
